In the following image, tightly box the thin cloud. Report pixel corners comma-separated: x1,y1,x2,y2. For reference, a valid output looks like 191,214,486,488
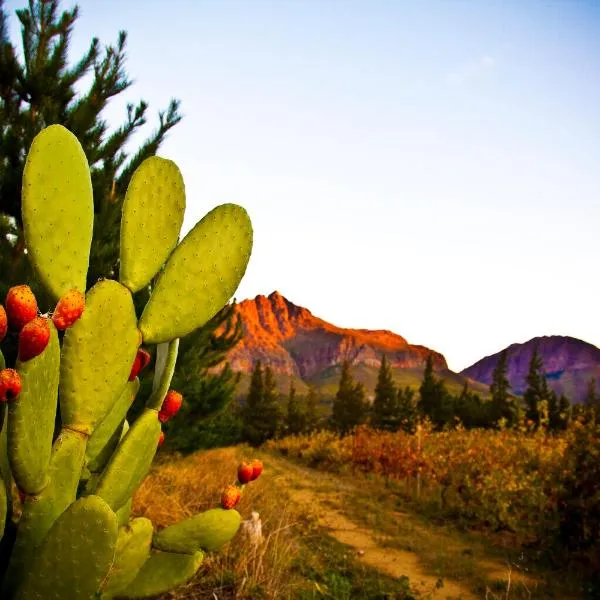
446,55,495,85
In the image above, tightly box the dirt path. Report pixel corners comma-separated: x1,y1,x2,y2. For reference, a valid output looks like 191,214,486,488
264,454,549,600
267,455,479,599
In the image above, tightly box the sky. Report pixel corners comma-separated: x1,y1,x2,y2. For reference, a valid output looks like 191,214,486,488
5,0,600,372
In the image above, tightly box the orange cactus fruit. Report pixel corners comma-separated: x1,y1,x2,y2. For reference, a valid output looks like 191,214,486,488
221,484,241,510
18,317,51,362
129,348,151,381
5,285,38,331
52,288,85,330
250,459,264,481
0,305,7,342
158,390,183,423
237,461,254,484
0,368,22,402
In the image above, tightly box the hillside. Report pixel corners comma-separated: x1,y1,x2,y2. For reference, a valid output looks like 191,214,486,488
461,335,600,403
228,291,488,398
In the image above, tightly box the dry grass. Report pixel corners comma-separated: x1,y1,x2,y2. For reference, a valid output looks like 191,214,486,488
132,446,309,600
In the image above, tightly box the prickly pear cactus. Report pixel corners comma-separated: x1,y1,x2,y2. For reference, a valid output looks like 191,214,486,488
0,125,258,599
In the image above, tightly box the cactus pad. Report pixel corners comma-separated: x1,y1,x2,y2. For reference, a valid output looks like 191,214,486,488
86,379,139,474
0,125,254,599
95,409,161,511
8,323,60,494
153,507,241,553
120,156,186,293
14,496,118,600
21,125,93,300
119,549,205,598
100,517,154,599
139,203,253,343
60,279,140,435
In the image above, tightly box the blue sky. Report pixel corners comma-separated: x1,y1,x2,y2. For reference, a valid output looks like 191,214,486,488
5,1,600,371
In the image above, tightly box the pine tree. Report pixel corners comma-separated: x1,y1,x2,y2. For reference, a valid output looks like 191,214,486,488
0,0,182,294
523,348,544,428
241,362,283,446
371,355,399,431
396,385,417,433
331,361,368,435
160,303,243,452
241,361,264,446
489,350,516,426
305,386,320,433
418,355,437,417
285,381,306,436
418,355,453,428
262,365,283,439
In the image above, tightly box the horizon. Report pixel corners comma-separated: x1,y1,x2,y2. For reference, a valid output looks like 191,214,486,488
4,0,600,372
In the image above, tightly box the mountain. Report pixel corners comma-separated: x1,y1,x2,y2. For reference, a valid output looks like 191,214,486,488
228,291,488,398
461,335,600,404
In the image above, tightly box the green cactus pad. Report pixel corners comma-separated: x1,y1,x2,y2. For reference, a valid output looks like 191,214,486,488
115,498,133,527
8,322,60,494
14,495,118,600
0,410,12,507
3,429,87,598
60,279,140,435
153,507,242,553
119,156,186,294
119,549,204,598
147,339,179,410
86,379,139,473
139,203,253,343
95,409,161,511
21,124,93,300
100,518,154,599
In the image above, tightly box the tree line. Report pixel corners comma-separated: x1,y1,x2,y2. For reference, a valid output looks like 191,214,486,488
235,349,600,447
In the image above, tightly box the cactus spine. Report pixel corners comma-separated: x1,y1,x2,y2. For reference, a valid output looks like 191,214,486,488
0,124,255,599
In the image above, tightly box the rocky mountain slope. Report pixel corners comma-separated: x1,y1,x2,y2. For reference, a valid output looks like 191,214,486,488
461,335,600,404
228,291,487,397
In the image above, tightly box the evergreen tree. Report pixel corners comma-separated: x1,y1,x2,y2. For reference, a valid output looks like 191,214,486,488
262,365,283,439
241,361,264,446
0,0,182,294
396,385,418,433
159,303,243,452
285,381,306,436
523,348,544,428
418,355,437,416
489,350,516,426
305,386,320,433
331,361,368,435
371,355,399,431
242,362,283,445
418,355,453,428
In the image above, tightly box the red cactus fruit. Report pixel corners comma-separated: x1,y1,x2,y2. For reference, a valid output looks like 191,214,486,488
5,285,38,331
237,461,254,484
250,459,263,481
0,369,22,402
18,317,50,362
52,288,85,330
158,431,165,447
158,390,183,423
221,485,241,510
129,348,151,381
0,305,7,343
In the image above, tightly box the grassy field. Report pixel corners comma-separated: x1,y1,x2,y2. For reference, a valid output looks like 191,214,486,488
132,444,590,599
